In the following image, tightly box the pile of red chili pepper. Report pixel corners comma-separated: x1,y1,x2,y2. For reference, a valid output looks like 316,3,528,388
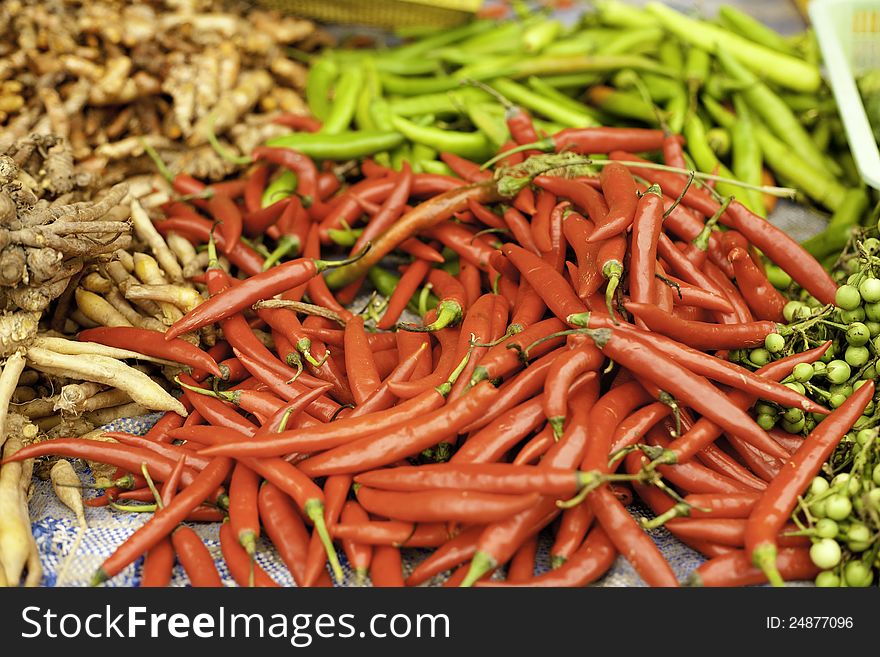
6,99,878,589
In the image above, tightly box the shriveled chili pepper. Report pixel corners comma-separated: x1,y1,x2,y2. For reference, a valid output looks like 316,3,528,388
746,379,874,586
624,302,777,350
727,247,786,322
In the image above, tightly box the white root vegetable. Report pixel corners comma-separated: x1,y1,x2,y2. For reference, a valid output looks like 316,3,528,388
32,336,177,367
130,199,184,283
0,433,29,585
50,459,86,586
75,288,133,328
0,352,26,449
25,346,186,416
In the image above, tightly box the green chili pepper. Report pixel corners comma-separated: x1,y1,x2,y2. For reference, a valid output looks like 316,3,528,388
522,19,562,53
320,67,364,135
411,142,438,163
492,77,599,128
683,46,711,99
683,113,740,200
658,39,684,76
390,143,413,172
370,97,395,133
261,169,297,208
543,29,620,56
801,189,871,260
595,0,652,29
306,56,338,121
706,127,731,158
664,89,688,135
717,5,795,56
595,28,663,56
390,115,492,160
419,160,455,177
614,69,681,102
354,59,380,132
393,19,496,59
508,54,675,79
715,48,841,179
536,73,602,89
465,101,510,148
266,131,405,160
526,76,604,123
645,3,821,93
730,95,767,216
588,87,659,124
388,88,489,118
811,118,832,152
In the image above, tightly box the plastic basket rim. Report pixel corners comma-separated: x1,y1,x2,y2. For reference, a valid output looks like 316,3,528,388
809,0,880,190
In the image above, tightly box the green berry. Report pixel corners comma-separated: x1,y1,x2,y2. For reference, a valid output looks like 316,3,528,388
749,348,770,366
856,429,876,446
825,494,852,521
783,407,804,423
859,278,880,303
783,300,805,323
764,333,785,353
781,417,805,433
865,302,880,322
809,476,830,496
815,571,840,587
836,285,862,310
755,402,777,416
844,561,873,587
845,345,870,367
792,363,814,382
825,360,851,384
840,307,866,323
810,538,842,569
830,393,847,408
815,518,838,539
756,414,777,431
846,322,870,346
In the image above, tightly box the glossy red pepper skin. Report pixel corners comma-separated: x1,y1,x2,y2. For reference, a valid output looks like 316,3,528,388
533,176,609,223
219,521,280,587
172,526,223,587
728,247,787,322
689,548,818,587
356,487,541,524
588,162,639,242
746,380,874,585
627,186,664,306
370,546,405,587
553,127,665,154
502,244,588,324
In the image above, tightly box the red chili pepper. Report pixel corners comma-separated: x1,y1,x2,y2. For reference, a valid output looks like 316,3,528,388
404,268,467,332
370,546,405,587
542,200,568,274
529,189,556,253
513,426,556,465
218,521,279,587
658,342,831,465
468,317,565,387
208,193,244,255
103,432,211,471
140,538,174,587
728,247,787,322
273,114,322,132
441,152,493,182
562,212,602,300
331,522,451,548
543,342,603,438
244,197,291,236
458,261,484,308
664,274,735,314
684,492,761,519
172,526,224,587
624,301,777,350
588,162,640,242
492,127,665,164
627,184,664,306
703,259,754,324
610,151,718,217
258,482,310,586
502,244,587,325
480,525,617,587
229,462,261,555
533,176,608,222
156,216,264,275
339,500,373,585
377,260,432,330
503,206,540,254
426,221,497,270
78,327,222,379
506,535,538,582
467,198,506,229
351,162,414,255
448,294,508,401
344,316,382,404
724,200,838,306
746,380,874,585
689,548,818,587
